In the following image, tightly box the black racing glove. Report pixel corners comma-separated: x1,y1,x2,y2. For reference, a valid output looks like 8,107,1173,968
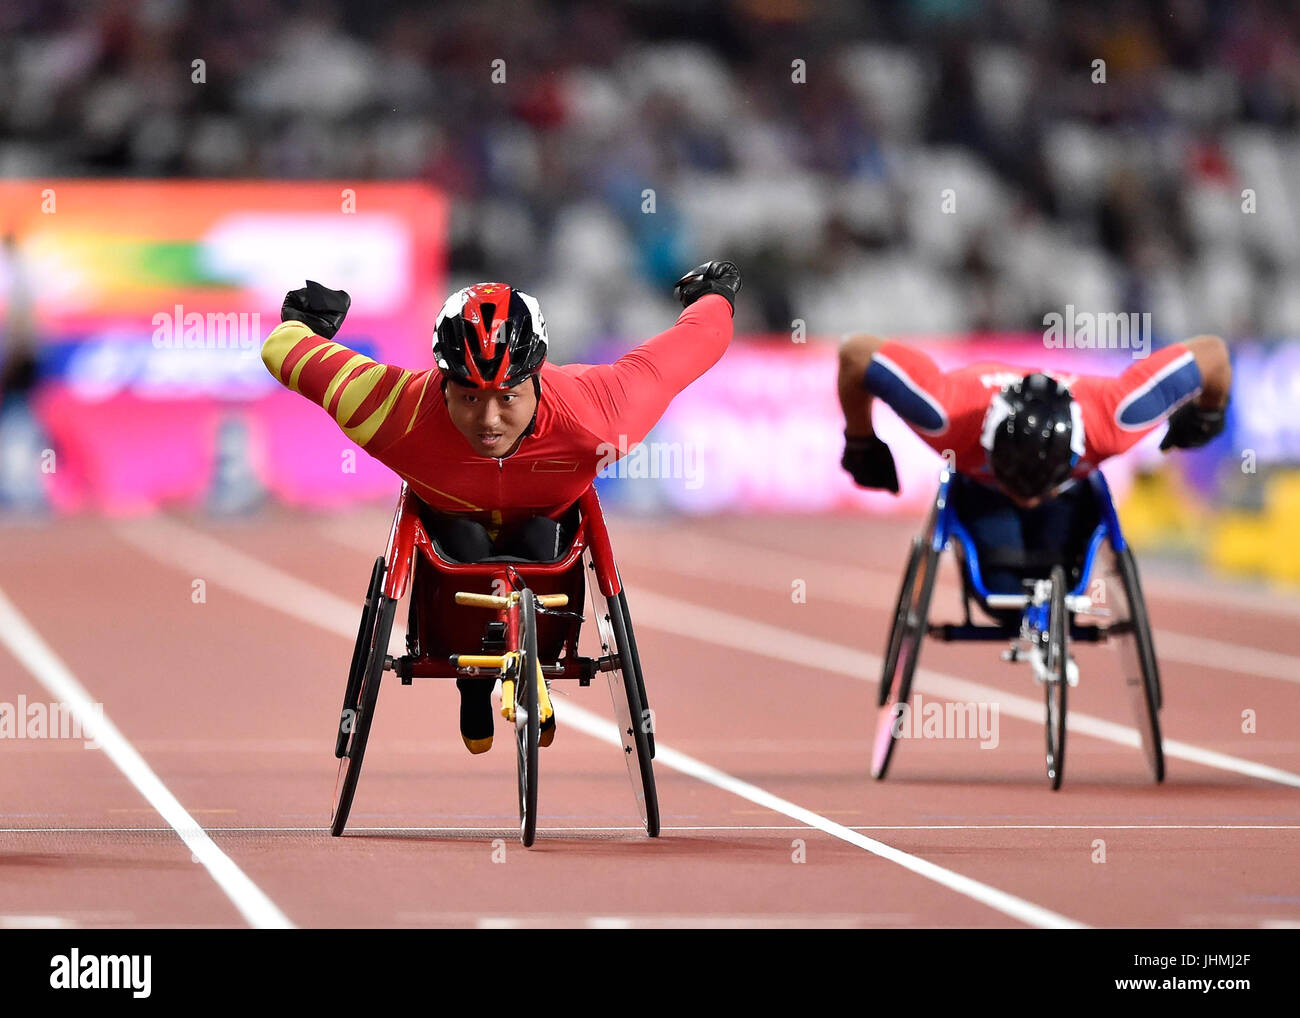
673,260,742,314
281,280,351,340
1159,397,1228,451
842,432,900,493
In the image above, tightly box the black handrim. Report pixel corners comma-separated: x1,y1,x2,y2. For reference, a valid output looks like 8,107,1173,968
872,537,937,780
879,538,922,707
615,589,655,760
1118,546,1165,782
1045,565,1068,790
608,590,660,837
516,589,541,847
330,596,395,836
336,557,384,759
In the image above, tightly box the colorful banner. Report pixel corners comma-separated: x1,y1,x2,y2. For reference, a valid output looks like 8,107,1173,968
0,181,446,512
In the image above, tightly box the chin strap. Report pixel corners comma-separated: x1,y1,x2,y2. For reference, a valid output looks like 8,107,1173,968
519,373,542,440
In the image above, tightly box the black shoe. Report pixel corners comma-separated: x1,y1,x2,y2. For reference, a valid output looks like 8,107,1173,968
458,677,494,754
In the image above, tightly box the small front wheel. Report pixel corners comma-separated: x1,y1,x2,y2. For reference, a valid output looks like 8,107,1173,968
515,589,541,847
1044,565,1069,790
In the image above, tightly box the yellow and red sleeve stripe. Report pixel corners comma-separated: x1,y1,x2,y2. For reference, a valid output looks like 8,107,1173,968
260,321,429,451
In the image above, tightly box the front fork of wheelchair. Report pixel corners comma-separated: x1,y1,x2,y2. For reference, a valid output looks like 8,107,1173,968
1002,578,1081,688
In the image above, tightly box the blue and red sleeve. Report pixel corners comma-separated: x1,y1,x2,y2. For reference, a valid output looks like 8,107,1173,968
1077,344,1203,459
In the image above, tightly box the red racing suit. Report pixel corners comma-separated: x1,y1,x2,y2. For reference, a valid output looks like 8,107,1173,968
261,294,733,527
864,341,1205,486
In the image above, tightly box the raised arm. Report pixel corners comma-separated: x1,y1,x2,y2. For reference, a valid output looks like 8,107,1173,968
262,282,430,453
568,261,739,446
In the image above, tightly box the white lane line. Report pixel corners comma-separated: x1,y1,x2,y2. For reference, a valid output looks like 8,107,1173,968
584,914,913,929
623,530,1300,685
1146,631,1300,687
0,915,76,929
3,824,1298,833
118,517,1087,930
0,585,294,930
625,587,1300,790
463,913,916,929
676,525,1300,619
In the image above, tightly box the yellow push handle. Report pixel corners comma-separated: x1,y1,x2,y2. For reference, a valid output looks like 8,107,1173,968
452,653,510,669
455,592,510,608
454,591,569,609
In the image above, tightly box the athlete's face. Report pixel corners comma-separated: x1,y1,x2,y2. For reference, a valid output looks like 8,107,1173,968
446,379,537,458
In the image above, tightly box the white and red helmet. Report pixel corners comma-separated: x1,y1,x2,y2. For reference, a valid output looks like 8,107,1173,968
433,282,548,390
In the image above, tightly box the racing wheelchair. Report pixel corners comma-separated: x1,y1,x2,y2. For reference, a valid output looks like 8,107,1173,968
330,483,660,846
872,467,1164,789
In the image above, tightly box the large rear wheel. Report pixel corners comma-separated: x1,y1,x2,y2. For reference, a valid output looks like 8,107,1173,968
587,561,660,836
330,593,396,836
872,536,939,780
1115,546,1164,782
335,557,384,759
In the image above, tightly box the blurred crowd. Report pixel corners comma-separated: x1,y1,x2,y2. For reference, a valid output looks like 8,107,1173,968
4,0,1300,355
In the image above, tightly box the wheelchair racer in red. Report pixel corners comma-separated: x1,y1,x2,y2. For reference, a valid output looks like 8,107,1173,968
263,261,741,753
836,332,1232,594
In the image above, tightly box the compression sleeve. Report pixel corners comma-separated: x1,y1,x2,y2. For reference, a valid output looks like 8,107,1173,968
565,294,733,447
863,341,953,436
1080,344,1202,459
260,320,435,453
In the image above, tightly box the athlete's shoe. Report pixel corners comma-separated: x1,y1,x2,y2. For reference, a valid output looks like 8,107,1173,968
458,677,494,754
538,676,555,747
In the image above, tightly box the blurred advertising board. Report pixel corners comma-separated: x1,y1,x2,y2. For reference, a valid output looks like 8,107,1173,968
0,180,445,511
1230,340,1300,465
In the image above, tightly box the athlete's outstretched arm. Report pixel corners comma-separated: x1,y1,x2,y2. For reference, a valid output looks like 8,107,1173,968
1081,335,1231,458
837,333,890,436
570,262,739,446
261,282,429,453
572,295,732,445
838,333,954,492
1183,335,1231,410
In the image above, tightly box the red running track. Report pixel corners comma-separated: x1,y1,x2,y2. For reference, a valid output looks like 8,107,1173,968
0,509,1297,929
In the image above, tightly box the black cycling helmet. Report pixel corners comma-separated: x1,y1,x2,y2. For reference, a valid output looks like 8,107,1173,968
980,372,1083,500
433,282,548,389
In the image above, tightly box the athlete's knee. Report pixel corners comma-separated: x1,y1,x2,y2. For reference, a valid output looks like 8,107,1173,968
508,516,568,563
432,518,494,563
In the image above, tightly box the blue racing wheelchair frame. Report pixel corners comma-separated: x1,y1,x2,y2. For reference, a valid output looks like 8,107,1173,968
871,466,1164,789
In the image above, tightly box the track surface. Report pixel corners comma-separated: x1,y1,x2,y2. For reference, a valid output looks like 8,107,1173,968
1,508,1297,929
